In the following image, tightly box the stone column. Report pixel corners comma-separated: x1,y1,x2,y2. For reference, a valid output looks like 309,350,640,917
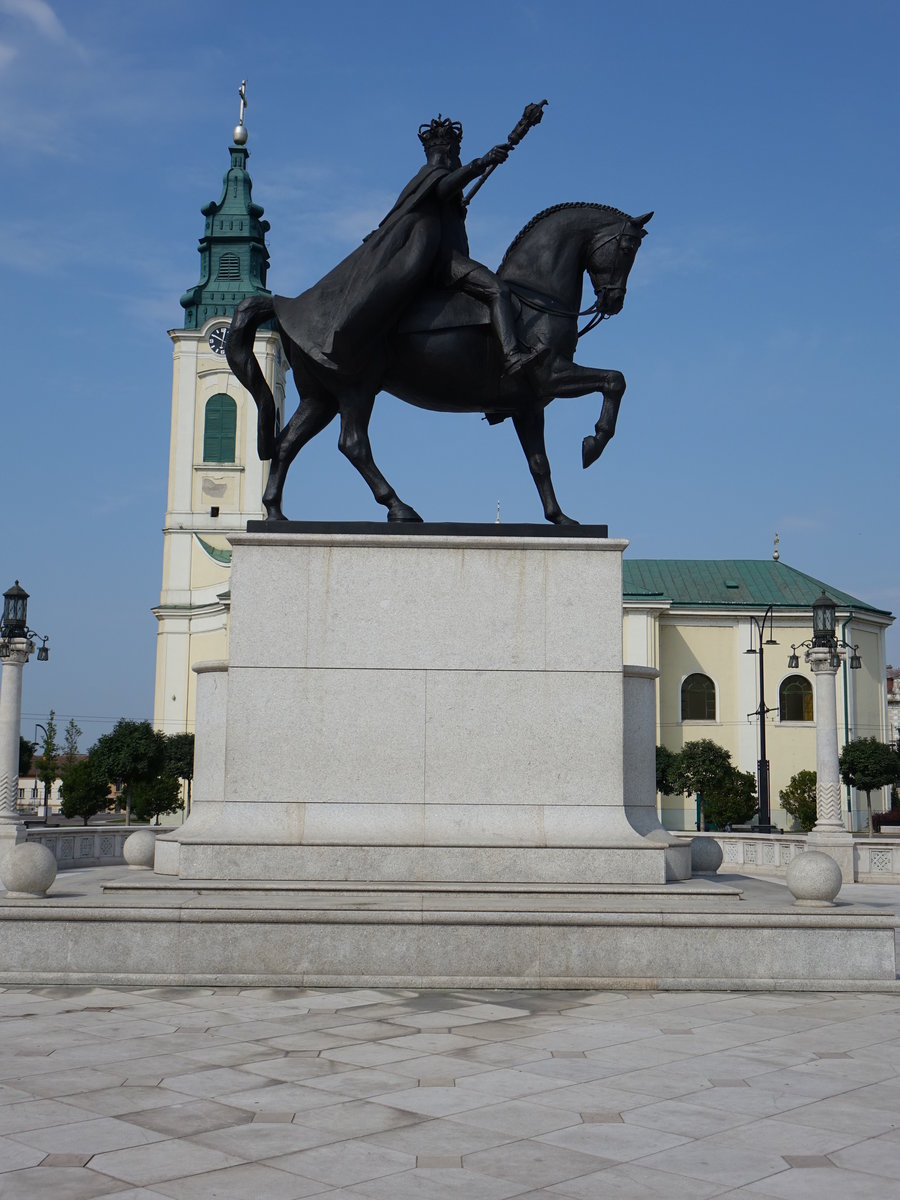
622,665,691,880
154,660,229,876
0,640,33,855
806,647,854,882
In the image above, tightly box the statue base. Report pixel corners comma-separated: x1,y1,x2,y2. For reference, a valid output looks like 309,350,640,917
156,526,686,884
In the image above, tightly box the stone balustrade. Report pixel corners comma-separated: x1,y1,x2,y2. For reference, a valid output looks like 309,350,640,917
23,827,170,870
22,824,900,884
677,832,900,883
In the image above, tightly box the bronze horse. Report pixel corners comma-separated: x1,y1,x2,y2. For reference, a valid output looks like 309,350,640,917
226,202,651,524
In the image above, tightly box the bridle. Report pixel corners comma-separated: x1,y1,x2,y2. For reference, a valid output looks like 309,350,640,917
509,221,637,340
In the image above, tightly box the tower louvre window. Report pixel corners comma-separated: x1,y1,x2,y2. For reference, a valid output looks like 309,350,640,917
216,253,240,280
203,394,237,463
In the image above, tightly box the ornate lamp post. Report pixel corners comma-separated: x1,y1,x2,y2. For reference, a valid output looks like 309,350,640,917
0,582,50,851
745,604,778,831
788,591,860,881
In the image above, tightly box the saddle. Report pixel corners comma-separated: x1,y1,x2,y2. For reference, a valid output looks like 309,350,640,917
396,281,570,337
396,287,492,335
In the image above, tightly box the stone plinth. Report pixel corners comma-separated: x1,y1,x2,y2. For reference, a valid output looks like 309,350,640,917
166,527,674,884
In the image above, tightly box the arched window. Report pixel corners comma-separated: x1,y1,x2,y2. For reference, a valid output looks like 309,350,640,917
681,673,716,721
780,675,813,721
203,394,237,463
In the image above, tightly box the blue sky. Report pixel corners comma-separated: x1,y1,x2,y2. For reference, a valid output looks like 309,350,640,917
1,0,898,747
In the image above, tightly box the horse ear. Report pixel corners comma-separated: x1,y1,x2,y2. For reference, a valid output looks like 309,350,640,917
634,211,654,226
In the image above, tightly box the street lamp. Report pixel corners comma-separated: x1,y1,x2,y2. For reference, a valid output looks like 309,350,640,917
0,582,50,848
33,723,48,825
787,591,861,880
745,604,778,831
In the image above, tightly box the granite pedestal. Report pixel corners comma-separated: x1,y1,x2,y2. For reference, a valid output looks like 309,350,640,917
157,527,688,884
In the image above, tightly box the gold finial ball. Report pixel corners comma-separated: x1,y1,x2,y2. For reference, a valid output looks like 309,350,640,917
233,123,248,146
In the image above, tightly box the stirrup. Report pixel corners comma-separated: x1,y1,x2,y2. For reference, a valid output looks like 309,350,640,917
503,344,542,375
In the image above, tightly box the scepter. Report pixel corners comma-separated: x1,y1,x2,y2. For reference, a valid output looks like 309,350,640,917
462,99,548,206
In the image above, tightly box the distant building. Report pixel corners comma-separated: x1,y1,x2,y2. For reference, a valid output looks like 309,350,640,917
623,558,893,832
888,665,900,751
153,122,285,736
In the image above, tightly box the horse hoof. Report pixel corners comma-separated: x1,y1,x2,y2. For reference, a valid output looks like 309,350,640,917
552,514,580,526
582,435,603,469
264,506,288,522
387,504,424,523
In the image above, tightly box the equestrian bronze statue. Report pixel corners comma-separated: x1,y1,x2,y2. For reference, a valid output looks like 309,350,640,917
226,103,651,524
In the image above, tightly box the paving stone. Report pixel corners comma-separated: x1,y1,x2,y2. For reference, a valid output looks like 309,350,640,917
449,1097,582,1137
291,1098,424,1136
152,1161,328,1199
351,1164,525,1199
87,1141,247,1187
0,1164,127,1199
126,1101,255,1137
12,1116,169,1156
265,1139,414,1186
536,1161,726,1199
464,1138,614,1187
0,1135,45,1172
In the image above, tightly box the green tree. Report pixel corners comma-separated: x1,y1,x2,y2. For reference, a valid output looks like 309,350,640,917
18,736,35,777
59,757,109,825
671,739,736,830
655,745,680,797
839,738,900,836
703,767,758,829
37,711,60,820
780,769,818,831
91,719,167,825
63,717,82,772
129,774,183,824
166,732,195,816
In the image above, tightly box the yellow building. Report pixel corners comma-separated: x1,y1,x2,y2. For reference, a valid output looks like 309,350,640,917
153,123,285,735
623,557,893,832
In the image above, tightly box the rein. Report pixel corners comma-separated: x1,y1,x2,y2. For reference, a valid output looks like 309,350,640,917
508,224,628,340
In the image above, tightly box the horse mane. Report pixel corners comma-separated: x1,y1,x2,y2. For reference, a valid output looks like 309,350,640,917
499,202,631,271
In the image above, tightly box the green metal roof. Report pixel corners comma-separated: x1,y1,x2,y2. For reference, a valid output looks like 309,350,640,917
622,559,891,616
180,142,272,329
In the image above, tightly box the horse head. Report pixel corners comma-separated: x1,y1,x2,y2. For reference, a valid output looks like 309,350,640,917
586,211,652,318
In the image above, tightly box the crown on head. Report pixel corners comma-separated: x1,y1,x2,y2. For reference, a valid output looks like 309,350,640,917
418,115,463,151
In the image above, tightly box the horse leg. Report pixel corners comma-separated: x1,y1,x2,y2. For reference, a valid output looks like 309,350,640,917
262,392,338,520
337,390,423,522
512,406,578,526
542,362,626,469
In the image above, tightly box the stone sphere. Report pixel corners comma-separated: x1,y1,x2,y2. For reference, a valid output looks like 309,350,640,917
691,837,724,874
123,829,157,869
786,850,842,906
1,843,57,896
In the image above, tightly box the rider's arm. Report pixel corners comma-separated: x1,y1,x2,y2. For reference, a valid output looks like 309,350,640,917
435,146,508,199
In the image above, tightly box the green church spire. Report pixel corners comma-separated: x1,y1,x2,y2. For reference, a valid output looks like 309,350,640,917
180,89,271,329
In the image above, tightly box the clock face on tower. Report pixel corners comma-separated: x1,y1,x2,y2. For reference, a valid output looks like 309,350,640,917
207,324,229,356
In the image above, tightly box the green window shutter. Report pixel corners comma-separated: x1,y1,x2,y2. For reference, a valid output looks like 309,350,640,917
203,394,237,463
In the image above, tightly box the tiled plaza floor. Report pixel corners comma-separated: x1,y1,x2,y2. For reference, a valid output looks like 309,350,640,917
1,880,899,1199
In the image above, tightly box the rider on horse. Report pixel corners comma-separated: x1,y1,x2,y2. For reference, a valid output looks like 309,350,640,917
273,116,536,377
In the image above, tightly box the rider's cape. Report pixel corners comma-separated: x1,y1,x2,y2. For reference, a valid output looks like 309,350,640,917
273,164,448,373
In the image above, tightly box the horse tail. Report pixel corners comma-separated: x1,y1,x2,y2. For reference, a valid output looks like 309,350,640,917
225,295,278,460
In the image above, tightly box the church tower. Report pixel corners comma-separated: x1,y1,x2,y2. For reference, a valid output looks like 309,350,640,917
153,93,286,734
